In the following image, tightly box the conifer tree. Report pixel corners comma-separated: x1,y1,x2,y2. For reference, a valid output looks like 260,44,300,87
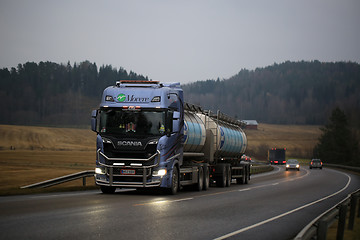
313,107,359,166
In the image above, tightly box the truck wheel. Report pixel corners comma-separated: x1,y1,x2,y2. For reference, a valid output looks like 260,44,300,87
100,186,116,194
216,164,227,188
168,166,179,195
244,165,249,184
236,165,246,184
226,164,231,187
195,166,204,191
202,163,210,190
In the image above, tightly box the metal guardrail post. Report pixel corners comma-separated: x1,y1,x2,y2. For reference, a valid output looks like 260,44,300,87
336,204,347,240
317,220,328,240
348,194,357,230
358,196,360,218
83,176,86,186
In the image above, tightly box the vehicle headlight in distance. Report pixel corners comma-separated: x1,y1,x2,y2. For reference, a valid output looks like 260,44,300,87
296,164,300,168
286,164,290,168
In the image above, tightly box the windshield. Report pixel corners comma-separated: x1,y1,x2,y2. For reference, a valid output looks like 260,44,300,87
287,159,298,163
99,108,167,136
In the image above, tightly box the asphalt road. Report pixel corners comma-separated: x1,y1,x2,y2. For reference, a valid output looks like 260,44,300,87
0,166,359,240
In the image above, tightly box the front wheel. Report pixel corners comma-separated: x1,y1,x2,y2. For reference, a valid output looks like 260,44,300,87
167,166,179,195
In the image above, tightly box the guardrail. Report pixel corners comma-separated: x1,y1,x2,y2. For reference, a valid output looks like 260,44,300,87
294,189,360,240
324,163,360,173
20,164,272,189
251,164,273,174
21,170,95,189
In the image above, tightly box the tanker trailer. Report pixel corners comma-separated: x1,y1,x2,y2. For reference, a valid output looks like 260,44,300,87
180,103,250,189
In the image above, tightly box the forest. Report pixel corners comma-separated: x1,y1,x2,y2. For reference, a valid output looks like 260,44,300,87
183,61,360,127
0,60,359,127
0,61,147,126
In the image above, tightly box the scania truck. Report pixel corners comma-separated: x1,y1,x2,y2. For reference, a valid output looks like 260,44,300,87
91,80,250,194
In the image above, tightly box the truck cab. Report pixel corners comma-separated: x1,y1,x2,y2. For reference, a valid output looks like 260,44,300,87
91,81,184,194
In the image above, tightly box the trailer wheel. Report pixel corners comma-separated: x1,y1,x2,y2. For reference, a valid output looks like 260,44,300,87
236,165,246,184
100,186,116,194
202,163,210,190
244,165,249,184
195,166,204,191
225,164,231,187
168,166,179,195
216,164,227,188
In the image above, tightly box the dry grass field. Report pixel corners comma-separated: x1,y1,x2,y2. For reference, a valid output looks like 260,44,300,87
0,125,96,195
0,123,322,195
245,123,321,159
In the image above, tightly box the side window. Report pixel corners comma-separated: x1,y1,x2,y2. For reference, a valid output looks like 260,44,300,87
168,93,179,111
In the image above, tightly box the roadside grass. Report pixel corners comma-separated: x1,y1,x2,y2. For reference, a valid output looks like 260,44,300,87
327,206,360,240
0,123,321,195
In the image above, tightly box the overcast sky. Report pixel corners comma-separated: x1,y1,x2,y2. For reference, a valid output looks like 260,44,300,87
1,0,359,84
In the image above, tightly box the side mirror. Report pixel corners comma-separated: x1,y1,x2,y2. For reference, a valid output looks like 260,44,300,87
91,110,98,132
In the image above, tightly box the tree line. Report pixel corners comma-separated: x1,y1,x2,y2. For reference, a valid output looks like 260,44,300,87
0,61,147,126
1,60,359,128
183,61,360,127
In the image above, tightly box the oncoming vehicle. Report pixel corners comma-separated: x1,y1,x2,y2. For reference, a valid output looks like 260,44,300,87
286,159,300,171
309,159,323,169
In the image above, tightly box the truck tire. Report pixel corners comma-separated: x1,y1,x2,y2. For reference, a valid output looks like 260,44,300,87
226,164,231,187
236,165,246,184
216,164,227,188
168,166,179,195
195,165,204,191
244,165,249,184
100,186,116,194
202,163,210,190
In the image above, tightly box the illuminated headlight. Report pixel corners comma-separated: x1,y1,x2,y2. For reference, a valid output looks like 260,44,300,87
286,164,290,168
95,167,105,174
153,169,167,177
296,165,300,168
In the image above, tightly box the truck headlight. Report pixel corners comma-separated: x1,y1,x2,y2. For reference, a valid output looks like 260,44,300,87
153,169,167,177
95,167,105,174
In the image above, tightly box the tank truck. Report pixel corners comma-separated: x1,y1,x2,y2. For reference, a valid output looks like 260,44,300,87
91,80,250,194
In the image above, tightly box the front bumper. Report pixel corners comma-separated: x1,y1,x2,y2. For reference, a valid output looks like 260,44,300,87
95,149,163,188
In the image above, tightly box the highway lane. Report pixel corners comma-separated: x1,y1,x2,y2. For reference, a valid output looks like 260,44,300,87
0,166,359,240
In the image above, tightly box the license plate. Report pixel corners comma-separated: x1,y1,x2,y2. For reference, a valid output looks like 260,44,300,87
121,169,136,175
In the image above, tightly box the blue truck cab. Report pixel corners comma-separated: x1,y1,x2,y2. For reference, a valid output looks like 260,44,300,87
91,81,184,194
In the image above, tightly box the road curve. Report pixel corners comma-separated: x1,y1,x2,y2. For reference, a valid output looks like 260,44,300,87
0,166,359,240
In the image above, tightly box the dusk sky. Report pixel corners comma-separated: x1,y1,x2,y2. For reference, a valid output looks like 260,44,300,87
1,0,359,83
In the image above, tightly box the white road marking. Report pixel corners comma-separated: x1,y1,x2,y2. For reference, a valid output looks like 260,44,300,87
213,172,352,240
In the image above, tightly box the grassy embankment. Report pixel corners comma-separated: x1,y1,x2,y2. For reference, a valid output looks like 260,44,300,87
0,124,322,195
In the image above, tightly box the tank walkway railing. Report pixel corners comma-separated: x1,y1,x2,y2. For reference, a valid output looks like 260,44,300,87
20,170,95,189
294,189,360,240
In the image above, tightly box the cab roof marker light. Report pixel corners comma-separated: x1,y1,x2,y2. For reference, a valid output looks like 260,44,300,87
105,95,114,102
151,96,161,102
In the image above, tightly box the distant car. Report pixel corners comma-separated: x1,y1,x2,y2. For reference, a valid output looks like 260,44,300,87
309,159,323,169
286,159,300,171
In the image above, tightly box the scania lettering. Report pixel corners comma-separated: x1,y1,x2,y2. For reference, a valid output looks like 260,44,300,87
118,141,142,147
91,80,250,194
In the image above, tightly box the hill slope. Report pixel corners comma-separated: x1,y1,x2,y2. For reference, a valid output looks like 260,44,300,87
183,61,360,126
